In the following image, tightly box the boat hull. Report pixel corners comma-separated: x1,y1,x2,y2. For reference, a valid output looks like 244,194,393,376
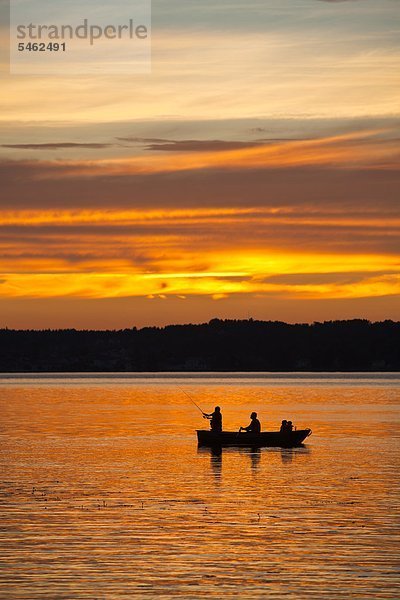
196,428,312,448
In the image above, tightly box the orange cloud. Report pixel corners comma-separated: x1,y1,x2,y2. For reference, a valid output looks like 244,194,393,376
31,130,400,179
1,205,399,228
0,250,398,301
0,131,399,313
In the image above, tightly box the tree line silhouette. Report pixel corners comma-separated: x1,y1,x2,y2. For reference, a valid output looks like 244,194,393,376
0,319,399,372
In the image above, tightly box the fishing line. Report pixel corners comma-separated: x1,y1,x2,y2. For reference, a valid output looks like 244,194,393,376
179,387,205,416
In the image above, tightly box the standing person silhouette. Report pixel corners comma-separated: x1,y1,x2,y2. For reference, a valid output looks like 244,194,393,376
203,406,222,432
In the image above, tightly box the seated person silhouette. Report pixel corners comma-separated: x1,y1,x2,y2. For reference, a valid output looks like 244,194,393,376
280,419,294,433
240,412,261,434
203,406,222,432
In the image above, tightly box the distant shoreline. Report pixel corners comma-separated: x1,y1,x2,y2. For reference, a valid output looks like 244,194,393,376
0,371,399,376
1,319,399,372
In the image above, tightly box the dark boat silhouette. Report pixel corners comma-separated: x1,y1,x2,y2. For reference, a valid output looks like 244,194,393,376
197,428,312,448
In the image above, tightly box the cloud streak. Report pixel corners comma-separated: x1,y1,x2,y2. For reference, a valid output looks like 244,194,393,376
19,130,398,179
1,142,114,150
117,137,268,152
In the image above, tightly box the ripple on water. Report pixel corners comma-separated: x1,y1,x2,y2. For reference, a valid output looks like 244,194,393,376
0,375,399,598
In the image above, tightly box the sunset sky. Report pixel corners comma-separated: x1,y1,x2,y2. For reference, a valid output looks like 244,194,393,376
0,0,399,328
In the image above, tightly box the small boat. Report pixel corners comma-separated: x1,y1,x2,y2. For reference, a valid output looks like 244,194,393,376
197,428,312,448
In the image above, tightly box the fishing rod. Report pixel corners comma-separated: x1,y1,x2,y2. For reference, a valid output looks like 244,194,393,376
179,387,206,417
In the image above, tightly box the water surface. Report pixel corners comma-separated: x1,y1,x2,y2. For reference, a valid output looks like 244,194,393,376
0,374,399,598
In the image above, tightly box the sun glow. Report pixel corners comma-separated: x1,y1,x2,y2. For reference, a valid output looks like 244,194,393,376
0,249,398,300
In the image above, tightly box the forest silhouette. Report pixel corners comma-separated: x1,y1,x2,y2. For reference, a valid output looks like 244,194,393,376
0,319,399,372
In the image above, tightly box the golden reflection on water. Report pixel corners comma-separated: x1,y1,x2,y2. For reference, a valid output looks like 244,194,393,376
0,376,399,598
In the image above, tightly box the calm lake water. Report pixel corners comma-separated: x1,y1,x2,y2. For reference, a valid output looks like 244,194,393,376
0,373,399,599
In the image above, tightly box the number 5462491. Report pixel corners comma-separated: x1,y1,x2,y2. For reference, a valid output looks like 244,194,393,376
18,42,66,51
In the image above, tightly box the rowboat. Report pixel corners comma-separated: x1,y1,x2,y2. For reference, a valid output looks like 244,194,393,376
196,428,312,448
